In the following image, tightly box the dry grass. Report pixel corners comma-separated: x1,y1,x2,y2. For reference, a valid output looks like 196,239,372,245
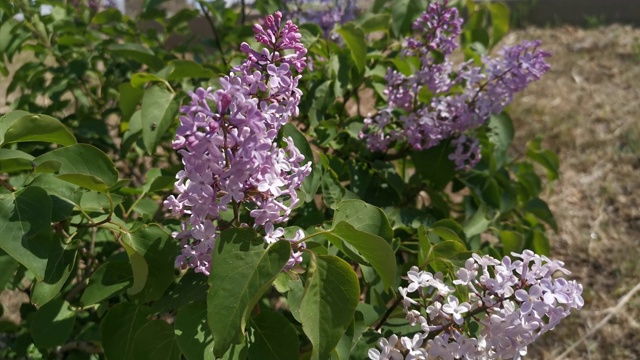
506,24,640,359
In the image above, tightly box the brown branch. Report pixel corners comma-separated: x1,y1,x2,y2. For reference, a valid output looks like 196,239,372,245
0,177,15,192
375,296,402,331
56,341,103,355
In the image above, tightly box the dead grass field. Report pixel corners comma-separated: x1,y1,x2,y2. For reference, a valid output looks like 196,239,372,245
506,24,640,359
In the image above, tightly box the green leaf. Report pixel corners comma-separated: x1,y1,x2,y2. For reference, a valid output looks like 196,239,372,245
0,18,19,53
141,85,178,154
282,123,319,202
167,60,215,80
360,14,391,33
390,0,424,35
174,302,214,360
30,298,75,349
526,138,559,181
0,113,76,146
429,219,466,243
499,230,524,255
122,240,149,297
119,83,144,122
286,278,304,323
29,173,83,222
321,170,345,209
208,228,291,357
463,207,491,238
489,2,510,46
333,199,393,242
101,303,152,360
531,228,550,256
131,72,172,89
307,80,334,126
0,111,29,138
152,271,208,312
92,8,122,24
282,123,313,164
488,113,514,167
108,43,163,70
34,160,62,173
133,320,181,360
248,309,299,360
428,240,468,263
417,226,431,266
80,254,133,306
0,186,53,281
125,225,178,303
324,222,396,289
333,319,354,360
411,143,456,190
336,23,367,77
525,198,558,232
301,162,322,203
0,249,19,288
33,144,118,192
299,255,360,360
349,329,383,360
31,241,77,307
0,149,34,173
336,22,367,78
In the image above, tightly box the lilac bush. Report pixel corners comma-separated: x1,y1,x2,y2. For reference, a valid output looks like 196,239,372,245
164,11,311,275
0,1,583,358
360,1,551,170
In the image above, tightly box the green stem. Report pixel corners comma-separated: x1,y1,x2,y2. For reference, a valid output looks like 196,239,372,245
198,1,229,69
0,177,15,192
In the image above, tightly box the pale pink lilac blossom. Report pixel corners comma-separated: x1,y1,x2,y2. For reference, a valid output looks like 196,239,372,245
164,12,311,275
369,250,583,359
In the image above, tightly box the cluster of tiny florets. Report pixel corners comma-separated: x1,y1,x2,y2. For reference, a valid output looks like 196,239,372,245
164,12,311,275
369,250,583,360
360,1,550,170
283,0,356,36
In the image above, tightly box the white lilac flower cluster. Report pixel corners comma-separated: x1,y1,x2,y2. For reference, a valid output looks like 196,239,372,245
360,1,551,170
369,250,584,360
164,12,311,275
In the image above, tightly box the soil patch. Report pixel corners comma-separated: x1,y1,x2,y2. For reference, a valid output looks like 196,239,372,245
507,24,640,359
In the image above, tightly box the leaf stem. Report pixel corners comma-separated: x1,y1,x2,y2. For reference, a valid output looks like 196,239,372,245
292,229,330,246
0,177,15,192
375,296,402,331
198,1,229,69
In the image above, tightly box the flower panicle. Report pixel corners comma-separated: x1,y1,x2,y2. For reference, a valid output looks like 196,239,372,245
369,250,583,360
360,2,551,170
164,12,311,275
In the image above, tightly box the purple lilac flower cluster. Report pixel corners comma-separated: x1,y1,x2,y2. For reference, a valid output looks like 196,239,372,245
164,12,311,275
360,1,550,170
70,0,116,12
369,250,583,360
283,0,356,36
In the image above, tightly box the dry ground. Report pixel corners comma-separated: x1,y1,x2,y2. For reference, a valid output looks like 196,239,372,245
506,25,640,359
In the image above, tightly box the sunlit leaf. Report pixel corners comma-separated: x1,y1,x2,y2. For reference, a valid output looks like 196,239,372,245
300,255,359,360
208,228,290,357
